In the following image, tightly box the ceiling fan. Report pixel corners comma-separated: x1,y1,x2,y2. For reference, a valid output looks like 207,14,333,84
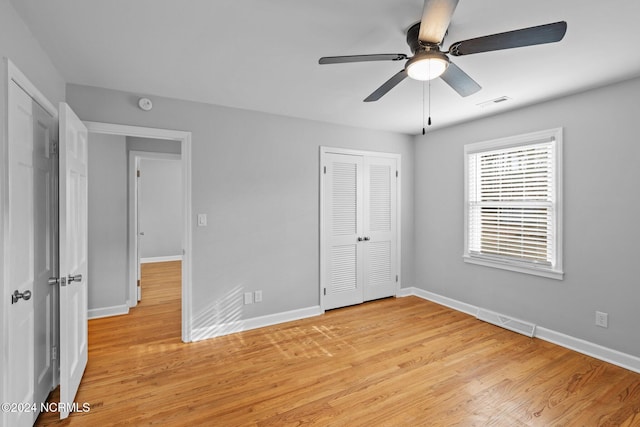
319,0,567,102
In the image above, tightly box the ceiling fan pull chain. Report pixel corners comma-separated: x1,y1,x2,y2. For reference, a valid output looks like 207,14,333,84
428,77,432,127
422,81,426,135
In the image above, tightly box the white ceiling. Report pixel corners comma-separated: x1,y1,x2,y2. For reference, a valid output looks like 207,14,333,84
11,0,640,135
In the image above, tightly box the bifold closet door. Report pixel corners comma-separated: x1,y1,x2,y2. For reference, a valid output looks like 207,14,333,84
322,151,398,311
363,156,397,301
323,153,364,310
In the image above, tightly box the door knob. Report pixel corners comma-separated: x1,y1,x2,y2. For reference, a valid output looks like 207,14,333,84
363,236,370,241
68,274,83,284
357,237,363,242
11,290,32,304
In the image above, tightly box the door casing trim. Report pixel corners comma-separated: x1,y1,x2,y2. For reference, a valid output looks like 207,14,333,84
84,121,193,343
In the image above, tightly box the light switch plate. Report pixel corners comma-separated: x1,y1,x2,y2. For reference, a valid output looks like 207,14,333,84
244,292,253,305
197,213,207,227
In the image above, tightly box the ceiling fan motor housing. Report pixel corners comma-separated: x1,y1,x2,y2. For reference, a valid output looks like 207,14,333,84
406,22,424,53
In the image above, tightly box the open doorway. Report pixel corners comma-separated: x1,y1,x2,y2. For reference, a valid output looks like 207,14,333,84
132,151,182,303
84,122,192,342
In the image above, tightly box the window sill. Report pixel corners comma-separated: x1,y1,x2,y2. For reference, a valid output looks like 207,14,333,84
463,255,564,280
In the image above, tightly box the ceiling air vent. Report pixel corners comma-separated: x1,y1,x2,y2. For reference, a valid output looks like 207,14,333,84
477,96,511,108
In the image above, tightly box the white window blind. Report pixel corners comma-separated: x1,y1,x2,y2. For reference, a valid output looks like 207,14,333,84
464,129,563,279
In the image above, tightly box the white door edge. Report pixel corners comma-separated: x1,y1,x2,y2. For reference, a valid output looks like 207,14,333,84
84,122,193,343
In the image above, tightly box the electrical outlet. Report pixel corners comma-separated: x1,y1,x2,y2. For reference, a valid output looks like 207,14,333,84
243,292,253,305
254,290,262,303
595,311,608,328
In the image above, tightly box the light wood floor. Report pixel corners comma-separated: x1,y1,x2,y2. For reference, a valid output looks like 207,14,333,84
37,261,640,426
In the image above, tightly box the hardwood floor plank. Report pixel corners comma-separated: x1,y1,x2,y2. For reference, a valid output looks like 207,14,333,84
36,261,640,426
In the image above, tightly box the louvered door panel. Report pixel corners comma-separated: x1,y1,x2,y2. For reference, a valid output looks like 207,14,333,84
331,162,358,236
323,153,364,310
364,157,397,301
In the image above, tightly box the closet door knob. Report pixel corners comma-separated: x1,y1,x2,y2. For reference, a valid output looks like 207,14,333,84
363,236,370,241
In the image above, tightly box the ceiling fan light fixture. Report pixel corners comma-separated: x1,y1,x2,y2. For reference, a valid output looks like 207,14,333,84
406,51,449,81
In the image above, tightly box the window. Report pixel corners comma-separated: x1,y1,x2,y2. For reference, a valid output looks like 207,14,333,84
464,128,563,279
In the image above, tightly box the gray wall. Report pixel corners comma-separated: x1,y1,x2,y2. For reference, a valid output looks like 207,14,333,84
87,133,128,311
127,136,181,155
414,76,640,357
139,157,182,259
66,83,415,329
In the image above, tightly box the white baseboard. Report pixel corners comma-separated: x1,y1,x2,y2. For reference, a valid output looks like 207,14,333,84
191,305,323,342
140,255,182,263
399,286,640,374
535,327,640,374
398,286,478,317
88,304,129,320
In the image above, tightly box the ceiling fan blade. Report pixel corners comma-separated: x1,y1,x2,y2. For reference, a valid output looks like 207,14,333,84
449,21,567,56
364,70,408,102
418,0,460,44
440,62,481,97
319,54,407,65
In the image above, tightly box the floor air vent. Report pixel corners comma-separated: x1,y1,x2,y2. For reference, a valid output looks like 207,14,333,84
476,309,536,337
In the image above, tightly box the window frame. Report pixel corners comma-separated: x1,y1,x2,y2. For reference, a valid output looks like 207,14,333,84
463,128,563,280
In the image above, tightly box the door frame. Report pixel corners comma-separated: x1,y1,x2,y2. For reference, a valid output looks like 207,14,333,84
319,146,402,311
129,151,182,303
84,121,193,342
1,58,60,426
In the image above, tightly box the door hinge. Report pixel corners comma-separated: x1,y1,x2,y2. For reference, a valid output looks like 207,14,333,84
51,141,58,155
396,170,398,178
52,346,57,361
137,170,141,178
323,166,326,174
323,288,327,296
396,275,399,283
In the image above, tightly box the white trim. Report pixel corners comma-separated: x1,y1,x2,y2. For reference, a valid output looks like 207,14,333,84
191,306,323,341
397,287,478,317
463,256,564,280
140,255,183,264
88,305,130,320
6,59,57,118
319,146,402,311
84,121,187,140
84,121,193,343
400,287,640,374
535,327,640,374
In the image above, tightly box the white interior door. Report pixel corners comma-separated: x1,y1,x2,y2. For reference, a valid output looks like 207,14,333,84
58,102,89,420
5,79,37,427
363,156,398,301
323,153,364,310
